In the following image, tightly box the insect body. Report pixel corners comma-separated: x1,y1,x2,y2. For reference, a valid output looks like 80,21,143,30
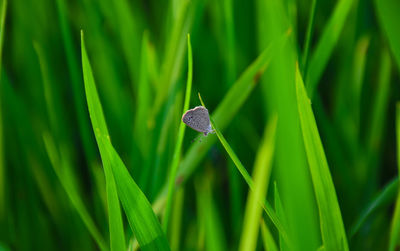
182,106,214,136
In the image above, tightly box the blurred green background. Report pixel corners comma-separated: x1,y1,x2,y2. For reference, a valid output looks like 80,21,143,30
1,0,400,250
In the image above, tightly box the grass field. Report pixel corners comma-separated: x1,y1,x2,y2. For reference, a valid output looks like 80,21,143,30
1,0,400,250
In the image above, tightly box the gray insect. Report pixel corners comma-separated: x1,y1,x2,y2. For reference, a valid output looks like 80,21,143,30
182,106,214,136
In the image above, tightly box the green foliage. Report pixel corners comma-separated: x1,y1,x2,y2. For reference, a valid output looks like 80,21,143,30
1,0,399,250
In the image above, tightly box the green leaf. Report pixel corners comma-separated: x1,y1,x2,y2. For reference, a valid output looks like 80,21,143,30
305,0,354,98
81,30,126,251
81,30,170,251
239,115,277,251
163,34,193,233
296,64,349,251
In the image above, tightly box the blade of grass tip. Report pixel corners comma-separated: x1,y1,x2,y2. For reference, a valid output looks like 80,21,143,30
260,219,278,251
198,93,291,248
349,177,398,238
301,0,317,75
389,103,400,251
305,0,354,99
239,115,277,251
81,30,126,251
375,0,400,70
296,64,348,250
42,133,108,251
0,0,7,221
163,34,193,233
82,30,170,251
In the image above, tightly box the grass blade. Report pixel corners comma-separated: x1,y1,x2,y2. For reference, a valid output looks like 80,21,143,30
301,0,317,74
305,0,354,98
163,34,193,233
198,94,290,248
43,133,108,251
390,103,400,251
81,30,170,251
81,30,126,251
274,182,289,251
348,177,398,238
239,115,277,251
260,220,278,251
375,0,400,70
195,172,228,251
296,64,349,250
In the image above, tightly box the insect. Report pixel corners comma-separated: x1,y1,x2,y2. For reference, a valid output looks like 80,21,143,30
182,106,214,136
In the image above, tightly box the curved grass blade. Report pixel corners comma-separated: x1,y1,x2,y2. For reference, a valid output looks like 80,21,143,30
239,115,277,251
296,64,349,251
81,30,170,251
163,34,193,233
99,137,170,250
389,103,400,251
43,133,108,251
349,177,398,238
198,94,291,248
81,30,126,251
305,0,354,99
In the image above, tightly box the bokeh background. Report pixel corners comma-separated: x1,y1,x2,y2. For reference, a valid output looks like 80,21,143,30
1,0,400,250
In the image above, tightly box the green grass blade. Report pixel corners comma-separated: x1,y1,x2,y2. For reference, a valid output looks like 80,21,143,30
305,0,354,98
99,137,170,250
55,0,97,164
81,30,170,251
163,34,193,233
239,115,277,251
170,188,184,251
134,31,151,158
42,133,108,251
274,182,289,251
301,0,317,74
198,94,291,248
195,173,228,251
349,177,398,238
375,0,400,70
260,220,278,251
81,30,126,251
0,0,7,221
296,64,349,251
390,103,400,251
